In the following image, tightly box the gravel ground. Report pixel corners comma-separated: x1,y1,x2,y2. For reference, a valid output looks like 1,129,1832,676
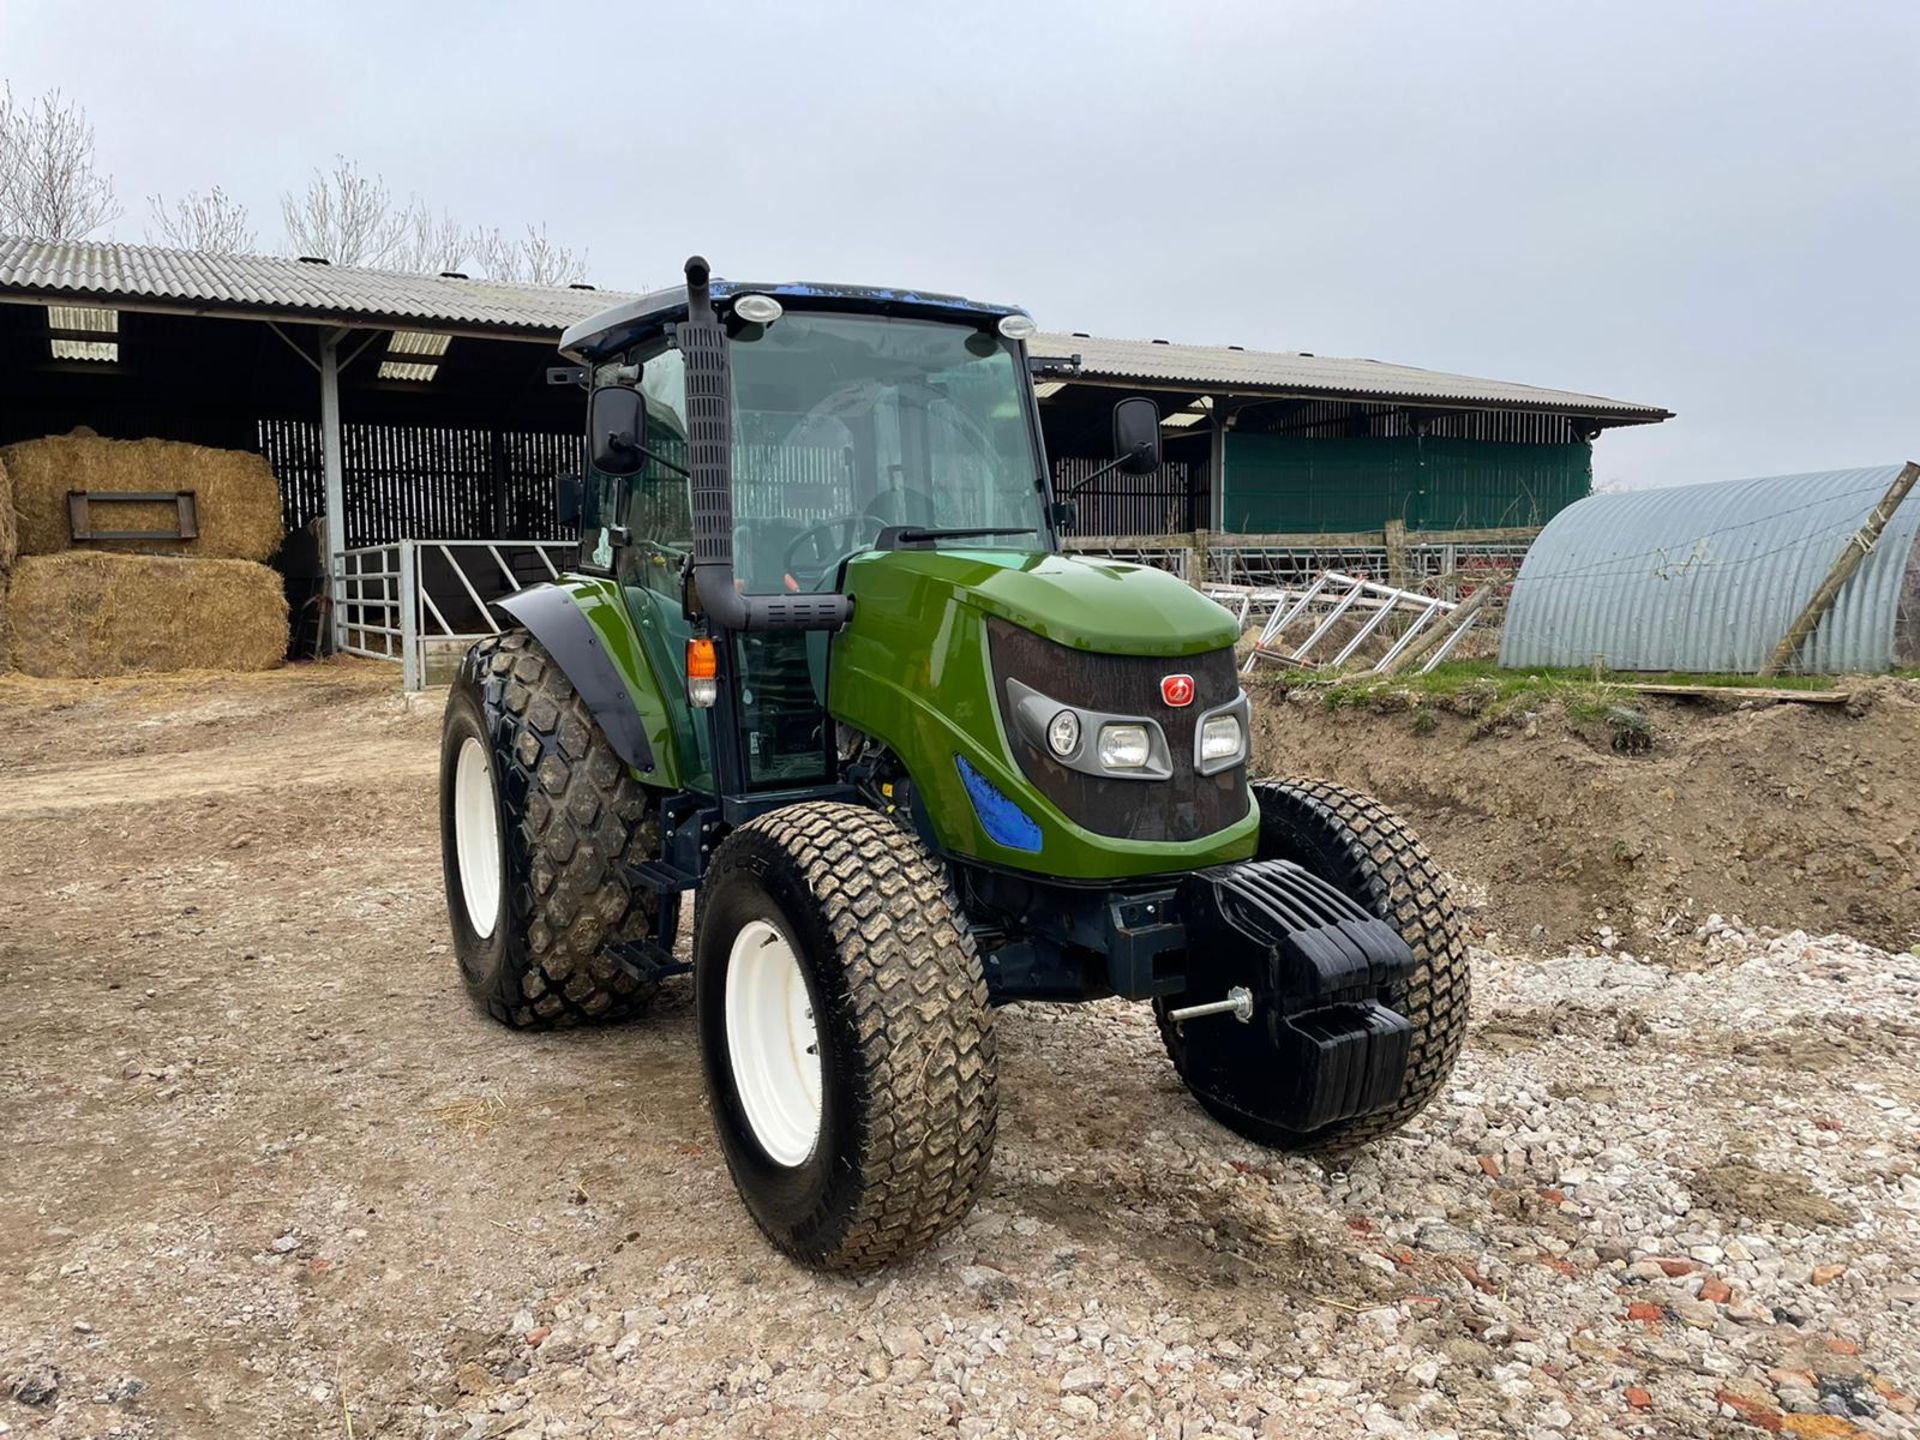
3,666,1917,1439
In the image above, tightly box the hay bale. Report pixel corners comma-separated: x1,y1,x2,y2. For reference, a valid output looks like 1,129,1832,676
0,449,18,572
4,552,288,678
1,432,284,562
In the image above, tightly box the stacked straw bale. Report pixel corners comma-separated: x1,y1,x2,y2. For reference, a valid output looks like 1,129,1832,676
0,432,289,677
4,552,288,677
1,431,283,562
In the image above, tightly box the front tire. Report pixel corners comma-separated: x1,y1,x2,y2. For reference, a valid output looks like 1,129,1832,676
1157,778,1470,1153
439,631,677,1028
695,803,997,1271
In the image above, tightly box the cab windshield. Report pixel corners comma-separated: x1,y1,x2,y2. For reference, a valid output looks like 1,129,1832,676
728,312,1047,592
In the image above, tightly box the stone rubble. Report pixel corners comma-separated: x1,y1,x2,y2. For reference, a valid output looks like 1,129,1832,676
9,921,1919,1438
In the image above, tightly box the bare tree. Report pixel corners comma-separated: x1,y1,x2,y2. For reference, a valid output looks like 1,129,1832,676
391,201,470,275
276,155,588,283
0,84,121,240
472,223,588,286
279,156,404,267
146,186,255,253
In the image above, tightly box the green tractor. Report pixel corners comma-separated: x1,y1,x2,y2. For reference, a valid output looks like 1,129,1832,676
439,257,1469,1270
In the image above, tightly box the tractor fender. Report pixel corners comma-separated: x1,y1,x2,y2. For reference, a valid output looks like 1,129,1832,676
494,584,655,775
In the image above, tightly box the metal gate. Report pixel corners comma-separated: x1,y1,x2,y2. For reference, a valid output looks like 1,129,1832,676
338,539,573,690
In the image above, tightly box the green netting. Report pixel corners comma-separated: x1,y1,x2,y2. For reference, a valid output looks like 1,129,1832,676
1223,434,1592,533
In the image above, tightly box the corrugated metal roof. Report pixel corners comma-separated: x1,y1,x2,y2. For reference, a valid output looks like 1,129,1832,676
1499,465,1920,673
1031,332,1670,423
0,238,1674,422
0,237,624,338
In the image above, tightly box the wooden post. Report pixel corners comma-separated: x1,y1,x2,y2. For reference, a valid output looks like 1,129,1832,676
1758,460,1919,677
1384,518,1411,589
1377,573,1508,676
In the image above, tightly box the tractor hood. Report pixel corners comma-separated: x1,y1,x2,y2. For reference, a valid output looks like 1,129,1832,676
845,548,1239,658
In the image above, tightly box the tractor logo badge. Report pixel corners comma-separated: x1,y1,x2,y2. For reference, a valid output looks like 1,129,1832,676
1161,673,1195,707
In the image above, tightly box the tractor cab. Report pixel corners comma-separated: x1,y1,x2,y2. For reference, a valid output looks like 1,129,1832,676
555,261,1158,807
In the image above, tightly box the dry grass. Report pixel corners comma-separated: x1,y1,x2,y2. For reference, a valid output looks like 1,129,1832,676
2,431,284,562
0,449,18,572
428,1094,510,1139
4,551,288,678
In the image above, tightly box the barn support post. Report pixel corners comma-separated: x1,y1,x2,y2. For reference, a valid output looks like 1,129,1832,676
398,541,421,692
1207,406,1227,536
319,327,349,649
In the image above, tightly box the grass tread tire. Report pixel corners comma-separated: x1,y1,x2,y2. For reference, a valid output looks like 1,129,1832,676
696,802,997,1271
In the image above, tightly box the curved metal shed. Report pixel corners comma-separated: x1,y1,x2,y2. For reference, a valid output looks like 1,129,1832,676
1499,465,1920,674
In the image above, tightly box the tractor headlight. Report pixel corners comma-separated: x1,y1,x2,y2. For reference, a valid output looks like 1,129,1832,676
1199,713,1244,765
1046,709,1081,758
997,313,1037,340
1097,723,1152,771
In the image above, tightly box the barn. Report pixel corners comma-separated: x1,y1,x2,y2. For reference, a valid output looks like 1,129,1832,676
0,237,1670,683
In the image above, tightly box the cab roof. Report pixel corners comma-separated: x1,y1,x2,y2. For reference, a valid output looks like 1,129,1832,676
559,278,1027,363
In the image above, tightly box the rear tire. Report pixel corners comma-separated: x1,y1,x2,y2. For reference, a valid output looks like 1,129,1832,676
1156,778,1470,1153
439,631,678,1029
695,803,997,1271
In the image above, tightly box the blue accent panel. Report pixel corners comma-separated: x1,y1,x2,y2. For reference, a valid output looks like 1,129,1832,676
955,754,1043,853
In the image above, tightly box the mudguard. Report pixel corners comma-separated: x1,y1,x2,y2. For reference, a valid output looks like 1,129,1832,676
495,584,655,775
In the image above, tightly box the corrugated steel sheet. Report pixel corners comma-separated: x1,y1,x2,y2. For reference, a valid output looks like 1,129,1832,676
1499,466,1920,673
0,240,1674,423
1032,332,1670,423
0,237,625,337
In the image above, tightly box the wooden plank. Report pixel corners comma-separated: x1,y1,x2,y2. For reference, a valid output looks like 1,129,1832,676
1624,683,1852,704
1758,460,1918,677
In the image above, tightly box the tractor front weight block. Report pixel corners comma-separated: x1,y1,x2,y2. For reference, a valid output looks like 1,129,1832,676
1171,859,1416,1135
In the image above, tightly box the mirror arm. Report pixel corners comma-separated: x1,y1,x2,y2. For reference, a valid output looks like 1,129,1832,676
633,444,690,479
1056,449,1143,500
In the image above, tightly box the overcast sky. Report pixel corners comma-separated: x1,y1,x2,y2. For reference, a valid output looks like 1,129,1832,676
4,1,1914,490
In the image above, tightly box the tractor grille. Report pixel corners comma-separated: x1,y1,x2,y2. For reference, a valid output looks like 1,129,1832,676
986,616,1250,843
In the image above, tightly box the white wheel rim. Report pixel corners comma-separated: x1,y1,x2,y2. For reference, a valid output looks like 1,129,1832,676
724,919,823,1166
453,736,502,940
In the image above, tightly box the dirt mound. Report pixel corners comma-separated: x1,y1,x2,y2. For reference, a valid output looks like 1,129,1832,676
1250,677,1920,956
5,551,288,678
1689,1159,1857,1229
1,430,283,562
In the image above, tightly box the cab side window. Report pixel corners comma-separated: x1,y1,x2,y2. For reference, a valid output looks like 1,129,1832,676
600,348,692,596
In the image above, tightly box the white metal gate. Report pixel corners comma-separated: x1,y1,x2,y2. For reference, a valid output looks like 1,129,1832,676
337,539,573,690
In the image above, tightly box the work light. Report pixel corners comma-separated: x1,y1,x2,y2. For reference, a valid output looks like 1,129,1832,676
1200,713,1244,765
1097,723,1151,771
733,293,783,324
997,313,1037,340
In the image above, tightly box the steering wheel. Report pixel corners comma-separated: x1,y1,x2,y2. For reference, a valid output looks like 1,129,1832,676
783,487,940,583
783,514,877,584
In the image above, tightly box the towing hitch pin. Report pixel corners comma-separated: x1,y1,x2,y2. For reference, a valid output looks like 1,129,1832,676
1167,985,1254,1024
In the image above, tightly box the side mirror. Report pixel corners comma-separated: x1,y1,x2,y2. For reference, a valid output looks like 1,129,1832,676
554,473,583,528
1112,396,1162,475
588,385,647,476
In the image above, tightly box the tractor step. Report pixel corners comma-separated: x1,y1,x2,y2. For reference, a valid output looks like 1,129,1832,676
626,859,701,895
606,938,690,985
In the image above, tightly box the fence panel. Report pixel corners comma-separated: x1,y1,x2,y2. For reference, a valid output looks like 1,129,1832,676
1052,457,1194,536
262,420,584,547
